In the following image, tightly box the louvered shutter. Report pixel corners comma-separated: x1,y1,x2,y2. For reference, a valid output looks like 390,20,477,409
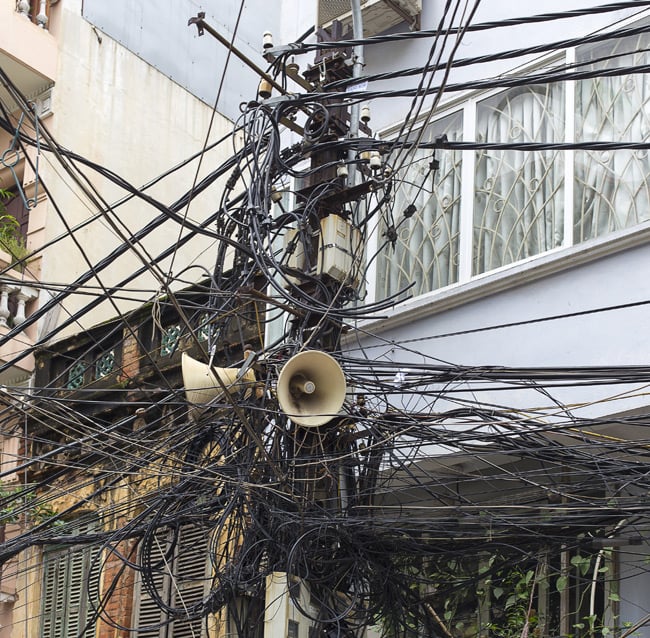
41,549,66,638
169,525,210,638
133,525,210,638
41,519,100,638
133,528,170,638
67,542,100,638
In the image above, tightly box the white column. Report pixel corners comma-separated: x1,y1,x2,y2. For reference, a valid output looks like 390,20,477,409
16,1,30,19
36,0,48,29
0,286,10,328
563,48,576,249
14,294,27,326
14,286,37,326
458,99,476,282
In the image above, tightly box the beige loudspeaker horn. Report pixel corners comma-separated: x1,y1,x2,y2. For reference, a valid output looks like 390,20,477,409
277,350,346,427
182,352,256,410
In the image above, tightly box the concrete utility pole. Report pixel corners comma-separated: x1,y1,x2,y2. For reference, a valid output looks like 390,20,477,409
347,0,365,189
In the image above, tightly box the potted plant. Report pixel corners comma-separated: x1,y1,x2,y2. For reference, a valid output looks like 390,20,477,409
0,189,28,271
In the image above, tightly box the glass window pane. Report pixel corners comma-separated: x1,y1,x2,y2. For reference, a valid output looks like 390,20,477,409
574,28,650,241
474,84,565,274
377,111,462,302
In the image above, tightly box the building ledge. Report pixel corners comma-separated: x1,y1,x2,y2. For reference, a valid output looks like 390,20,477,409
0,1,57,110
349,221,650,338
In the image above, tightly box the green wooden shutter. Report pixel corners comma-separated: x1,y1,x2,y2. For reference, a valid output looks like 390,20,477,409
133,524,210,638
134,527,170,638
170,525,210,638
41,519,100,638
41,549,66,638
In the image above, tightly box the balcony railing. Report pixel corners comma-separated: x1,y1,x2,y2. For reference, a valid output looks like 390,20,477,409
0,252,37,383
15,0,50,29
0,249,36,327
0,281,36,329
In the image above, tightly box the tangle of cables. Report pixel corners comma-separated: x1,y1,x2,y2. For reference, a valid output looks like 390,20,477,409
2,1,650,637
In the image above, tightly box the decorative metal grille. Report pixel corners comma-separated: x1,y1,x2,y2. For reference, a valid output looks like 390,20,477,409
66,361,86,390
377,23,650,302
574,30,650,241
474,83,565,274
160,325,181,357
378,111,462,301
197,312,212,342
94,350,115,379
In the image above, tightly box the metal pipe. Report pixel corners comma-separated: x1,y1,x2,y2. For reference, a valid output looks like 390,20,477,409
347,0,365,188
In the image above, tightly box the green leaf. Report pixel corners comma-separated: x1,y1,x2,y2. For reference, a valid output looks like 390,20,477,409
608,592,620,602
556,575,568,592
570,554,592,576
493,586,504,600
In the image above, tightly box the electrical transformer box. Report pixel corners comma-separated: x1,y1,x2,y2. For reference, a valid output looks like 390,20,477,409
318,214,362,287
264,572,315,638
283,215,362,289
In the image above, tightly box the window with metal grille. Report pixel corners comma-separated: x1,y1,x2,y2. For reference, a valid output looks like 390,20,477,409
376,17,650,303
378,111,463,302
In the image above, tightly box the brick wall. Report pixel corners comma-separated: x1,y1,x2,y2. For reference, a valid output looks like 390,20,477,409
120,328,140,382
97,538,137,638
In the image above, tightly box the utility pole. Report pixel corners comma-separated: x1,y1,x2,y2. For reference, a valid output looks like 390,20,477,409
261,4,378,637
189,5,379,636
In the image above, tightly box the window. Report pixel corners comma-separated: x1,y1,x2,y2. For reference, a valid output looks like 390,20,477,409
94,349,116,379
574,29,650,242
378,111,463,301
160,325,182,357
377,20,650,303
133,524,211,638
41,519,100,638
474,83,565,273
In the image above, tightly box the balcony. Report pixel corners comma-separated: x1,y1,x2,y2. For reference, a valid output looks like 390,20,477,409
0,250,37,385
0,0,57,111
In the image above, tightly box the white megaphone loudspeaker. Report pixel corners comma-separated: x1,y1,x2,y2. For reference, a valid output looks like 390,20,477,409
277,351,346,427
182,352,256,418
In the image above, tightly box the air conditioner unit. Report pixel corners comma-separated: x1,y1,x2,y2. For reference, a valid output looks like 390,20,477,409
317,0,421,36
264,572,316,638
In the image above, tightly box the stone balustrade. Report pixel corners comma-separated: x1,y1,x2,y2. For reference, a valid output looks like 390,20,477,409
0,280,37,329
15,0,49,29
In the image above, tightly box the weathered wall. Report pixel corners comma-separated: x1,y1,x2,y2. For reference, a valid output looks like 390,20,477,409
39,0,236,337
